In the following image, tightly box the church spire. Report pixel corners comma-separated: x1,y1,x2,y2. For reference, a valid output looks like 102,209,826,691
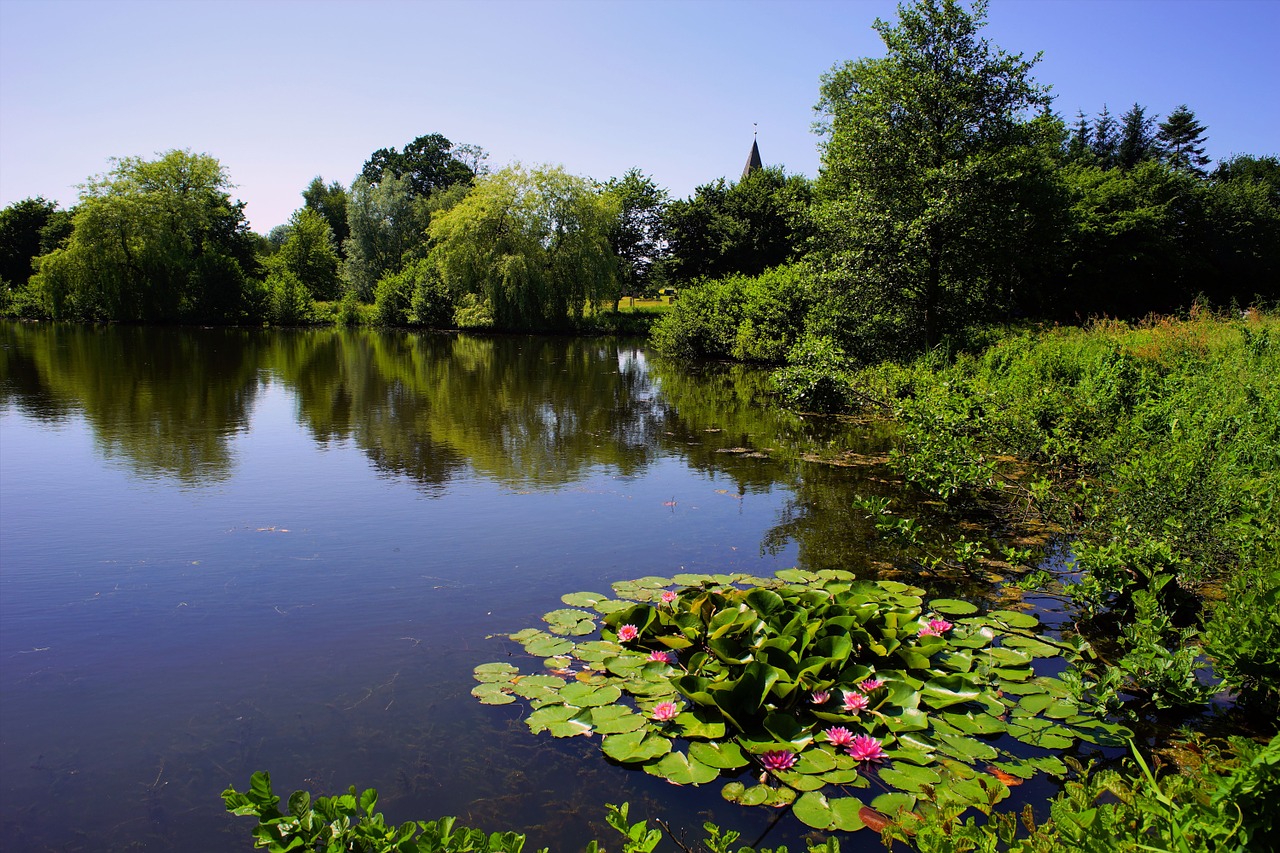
741,127,762,180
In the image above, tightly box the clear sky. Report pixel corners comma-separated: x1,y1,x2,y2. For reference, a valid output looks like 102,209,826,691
1,0,1276,232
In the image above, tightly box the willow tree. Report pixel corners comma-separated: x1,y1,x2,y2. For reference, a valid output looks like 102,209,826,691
428,165,620,330
813,0,1056,355
31,150,258,322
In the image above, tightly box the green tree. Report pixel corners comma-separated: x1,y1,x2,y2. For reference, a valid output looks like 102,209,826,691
428,164,620,330
812,0,1054,353
1158,104,1210,175
360,133,480,197
302,177,349,258
343,172,424,302
277,207,340,301
0,197,73,288
1117,103,1158,170
603,167,668,298
662,166,812,283
1091,104,1119,168
30,150,260,322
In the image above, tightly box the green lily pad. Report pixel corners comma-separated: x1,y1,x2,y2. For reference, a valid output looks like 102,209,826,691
602,730,672,763
879,762,941,793
929,599,979,616
689,740,749,769
561,592,609,608
644,751,719,786
473,662,519,683
987,610,1039,629
590,705,647,734
470,683,515,705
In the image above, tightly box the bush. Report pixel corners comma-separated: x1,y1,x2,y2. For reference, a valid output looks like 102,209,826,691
649,264,813,362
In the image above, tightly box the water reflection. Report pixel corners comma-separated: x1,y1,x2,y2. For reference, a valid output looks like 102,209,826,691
2,322,959,853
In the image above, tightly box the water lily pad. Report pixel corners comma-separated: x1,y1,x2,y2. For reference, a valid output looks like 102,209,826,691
878,762,941,793
674,709,726,739
644,751,719,785
560,682,622,708
929,599,979,616
471,683,515,705
870,791,917,817
688,740,748,769
602,730,672,763
987,610,1039,629
795,791,840,829
523,634,575,657
590,705,647,734
526,705,580,735
473,662,519,683
561,592,610,608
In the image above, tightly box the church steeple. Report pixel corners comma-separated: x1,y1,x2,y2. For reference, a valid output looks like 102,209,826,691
741,130,762,181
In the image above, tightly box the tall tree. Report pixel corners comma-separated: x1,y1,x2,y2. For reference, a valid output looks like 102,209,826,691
360,133,480,197
662,166,812,283
343,173,423,301
428,165,620,330
813,0,1053,353
1066,111,1092,163
603,168,668,298
0,197,73,287
1117,103,1158,170
277,208,340,301
30,150,258,322
1090,104,1119,168
302,177,349,258
1158,104,1211,175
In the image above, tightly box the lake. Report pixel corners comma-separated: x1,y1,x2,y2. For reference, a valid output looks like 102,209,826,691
0,323,1031,852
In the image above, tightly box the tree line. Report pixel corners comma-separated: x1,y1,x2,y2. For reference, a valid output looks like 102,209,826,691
2,0,1277,353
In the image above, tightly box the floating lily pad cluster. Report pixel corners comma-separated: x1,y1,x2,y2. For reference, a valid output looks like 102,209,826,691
473,569,1131,832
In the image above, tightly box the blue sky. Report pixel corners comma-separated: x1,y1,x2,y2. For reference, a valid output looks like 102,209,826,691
1,0,1276,232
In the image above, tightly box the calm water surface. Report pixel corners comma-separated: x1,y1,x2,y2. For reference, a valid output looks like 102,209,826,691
1,323,999,852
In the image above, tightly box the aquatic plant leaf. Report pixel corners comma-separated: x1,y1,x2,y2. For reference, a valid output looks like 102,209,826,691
929,599,979,616
921,675,983,709
523,635,575,657
561,592,610,608
688,740,749,769
936,733,999,762
878,762,941,793
674,709,725,740
590,706,647,734
601,730,672,763
526,705,579,734
559,682,622,708
644,751,720,786
870,791,917,817
473,663,520,683
987,610,1039,629
471,683,515,705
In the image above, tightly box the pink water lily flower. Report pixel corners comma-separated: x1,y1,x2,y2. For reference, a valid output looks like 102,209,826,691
858,677,884,693
824,726,856,748
617,624,639,642
648,650,674,664
847,735,886,763
661,590,678,605
810,690,831,705
919,617,954,637
842,691,869,713
759,750,798,772
652,701,679,721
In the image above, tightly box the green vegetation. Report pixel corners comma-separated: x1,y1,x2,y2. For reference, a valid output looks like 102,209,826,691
472,569,1126,828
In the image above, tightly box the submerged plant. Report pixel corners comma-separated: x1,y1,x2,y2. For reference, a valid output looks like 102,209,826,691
473,569,1132,832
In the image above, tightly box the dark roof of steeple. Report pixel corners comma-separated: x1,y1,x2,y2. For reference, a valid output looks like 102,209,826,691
741,138,762,180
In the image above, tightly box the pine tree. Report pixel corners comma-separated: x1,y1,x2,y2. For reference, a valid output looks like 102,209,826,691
1066,110,1092,162
1158,104,1210,175
1117,103,1157,170
1091,104,1118,168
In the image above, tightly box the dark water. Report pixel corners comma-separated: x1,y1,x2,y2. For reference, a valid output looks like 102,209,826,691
0,323,1009,852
